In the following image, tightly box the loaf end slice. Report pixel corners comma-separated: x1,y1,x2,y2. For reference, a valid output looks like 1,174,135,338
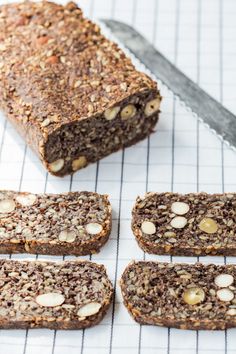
132,192,236,256
0,190,111,255
120,261,236,330
0,259,113,329
0,1,161,176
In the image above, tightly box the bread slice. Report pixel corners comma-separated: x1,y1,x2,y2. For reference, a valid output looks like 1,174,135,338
0,190,111,255
132,192,236,256
0,259,113,329
120,261,236,330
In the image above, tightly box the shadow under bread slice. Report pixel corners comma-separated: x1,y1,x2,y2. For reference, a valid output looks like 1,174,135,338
120,261,236,330
0,259,113,329
0,190,111,255
132,192,236,256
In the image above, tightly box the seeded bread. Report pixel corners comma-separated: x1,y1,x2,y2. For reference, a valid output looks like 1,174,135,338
120,261,236,330
132,192,236,256
0,1,161,176
0,259,113,329
0,190,111,255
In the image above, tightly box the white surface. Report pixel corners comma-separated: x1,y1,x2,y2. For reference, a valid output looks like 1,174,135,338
0,0,236,353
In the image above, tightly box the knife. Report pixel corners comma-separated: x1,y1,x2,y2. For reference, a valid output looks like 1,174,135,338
101,19,236,149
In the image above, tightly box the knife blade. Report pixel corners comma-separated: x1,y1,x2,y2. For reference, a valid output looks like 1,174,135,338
101,19,236,149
